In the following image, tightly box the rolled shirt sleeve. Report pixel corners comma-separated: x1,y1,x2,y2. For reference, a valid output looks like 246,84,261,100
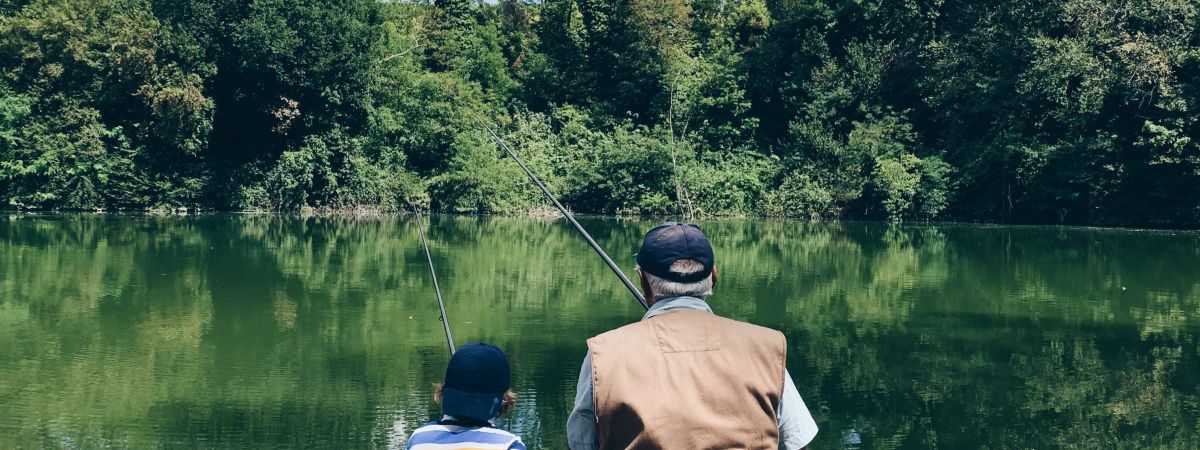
566,353,599,450
777,370,819,449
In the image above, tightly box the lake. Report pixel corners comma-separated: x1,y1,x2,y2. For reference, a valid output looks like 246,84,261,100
1,214,1197,449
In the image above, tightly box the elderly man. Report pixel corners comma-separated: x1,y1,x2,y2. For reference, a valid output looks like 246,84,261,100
567,222,818,450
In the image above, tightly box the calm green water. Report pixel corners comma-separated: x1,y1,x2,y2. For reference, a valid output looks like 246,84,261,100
1,214,1198,449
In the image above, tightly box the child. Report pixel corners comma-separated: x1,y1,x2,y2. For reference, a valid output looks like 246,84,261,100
406,343,526,450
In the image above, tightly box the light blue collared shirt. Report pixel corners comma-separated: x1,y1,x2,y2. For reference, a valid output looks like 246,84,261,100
566,296,819,449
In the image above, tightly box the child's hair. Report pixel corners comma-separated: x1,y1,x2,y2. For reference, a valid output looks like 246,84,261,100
433,383,517,416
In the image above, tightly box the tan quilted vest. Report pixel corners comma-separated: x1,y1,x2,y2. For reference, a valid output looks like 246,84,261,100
587,309,786,450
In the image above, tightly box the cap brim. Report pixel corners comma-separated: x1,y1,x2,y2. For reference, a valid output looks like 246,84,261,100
442,387,503,421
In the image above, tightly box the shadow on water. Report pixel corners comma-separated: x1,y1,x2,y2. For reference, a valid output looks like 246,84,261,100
0,214,1197,448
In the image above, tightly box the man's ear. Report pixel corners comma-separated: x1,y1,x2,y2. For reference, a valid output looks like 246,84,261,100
637,268,653,303
711,264,718,289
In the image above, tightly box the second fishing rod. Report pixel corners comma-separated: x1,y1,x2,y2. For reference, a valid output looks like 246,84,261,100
417,213,456,354
477,119,648,311
417,119,651,355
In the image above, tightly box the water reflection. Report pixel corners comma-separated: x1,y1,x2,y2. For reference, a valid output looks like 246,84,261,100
1,215,1197,448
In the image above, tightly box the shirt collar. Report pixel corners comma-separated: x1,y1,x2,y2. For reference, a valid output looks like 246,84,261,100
441,414,493,427
641,296,713,321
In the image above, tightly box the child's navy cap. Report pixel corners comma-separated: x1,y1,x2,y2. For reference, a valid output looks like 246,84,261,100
442,343,510,421
635,222,714,283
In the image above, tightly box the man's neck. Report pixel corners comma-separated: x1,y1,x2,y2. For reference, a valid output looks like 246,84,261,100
641,296,712,321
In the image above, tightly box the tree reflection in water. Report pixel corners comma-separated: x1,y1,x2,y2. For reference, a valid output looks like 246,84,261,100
1,215,1197,448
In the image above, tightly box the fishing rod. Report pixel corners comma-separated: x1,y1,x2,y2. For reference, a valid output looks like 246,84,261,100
416,213,456,354
477,119,649,310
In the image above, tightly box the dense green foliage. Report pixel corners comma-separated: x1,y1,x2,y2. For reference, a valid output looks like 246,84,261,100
2,0,1199,225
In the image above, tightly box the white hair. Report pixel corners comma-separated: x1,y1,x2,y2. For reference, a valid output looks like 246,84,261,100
639,259,714,301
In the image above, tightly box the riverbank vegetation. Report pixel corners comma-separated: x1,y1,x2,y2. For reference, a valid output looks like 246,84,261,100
2,0,1198,226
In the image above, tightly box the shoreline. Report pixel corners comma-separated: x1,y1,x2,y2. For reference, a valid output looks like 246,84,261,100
3,209,1198,233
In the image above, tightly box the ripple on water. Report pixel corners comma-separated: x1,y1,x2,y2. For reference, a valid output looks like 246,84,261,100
2,216,1199,448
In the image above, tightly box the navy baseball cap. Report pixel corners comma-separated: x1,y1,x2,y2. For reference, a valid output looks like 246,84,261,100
442,343,511,421
635,222,714,283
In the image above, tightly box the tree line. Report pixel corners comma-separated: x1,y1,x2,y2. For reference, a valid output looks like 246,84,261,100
1,0,1198,226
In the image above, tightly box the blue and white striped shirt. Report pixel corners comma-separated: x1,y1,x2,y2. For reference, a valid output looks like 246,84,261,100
406,416,526,450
